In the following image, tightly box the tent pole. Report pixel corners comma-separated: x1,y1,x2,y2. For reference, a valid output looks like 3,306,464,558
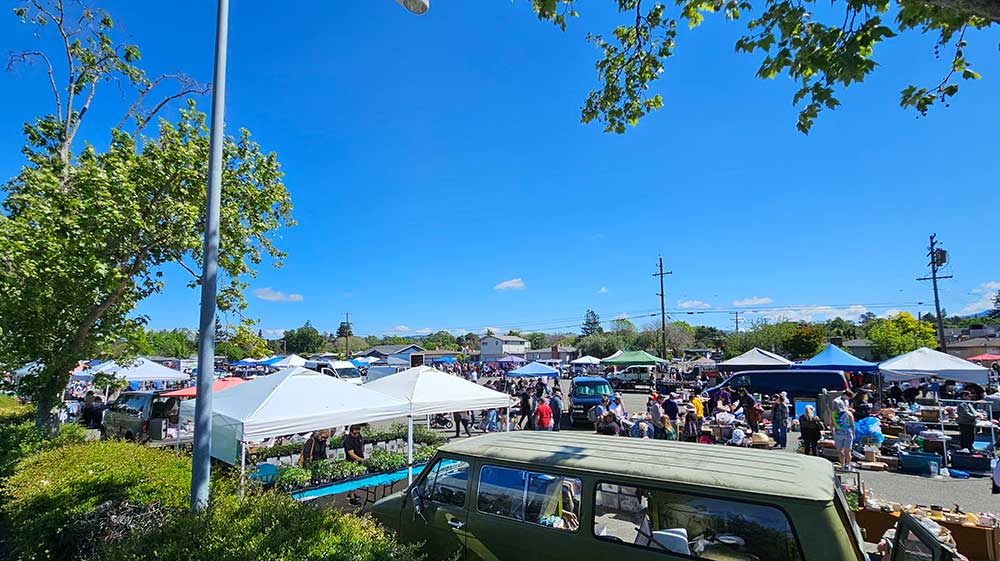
506,402,511,432
240,440,246,498
407,415,414,485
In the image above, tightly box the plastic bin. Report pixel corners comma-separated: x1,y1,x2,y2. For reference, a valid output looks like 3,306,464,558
898,451,942,475
950,451,992,472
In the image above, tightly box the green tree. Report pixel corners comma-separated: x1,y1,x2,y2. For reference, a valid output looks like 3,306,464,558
525,332,549,350
823,317,859,341
230,325,269,359
785,323,825,358
282,322,324,355
581,309,603,336
575,332,625,358
422,330,459,351
867,312,938,359
458,333,481,350
146,328,197,358
531,0,993,134
336,321,353,339
991,290,1000,319
724,319,797,358
693,325,726,348
0,4,292,428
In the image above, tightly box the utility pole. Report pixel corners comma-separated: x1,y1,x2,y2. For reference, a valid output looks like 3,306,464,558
917,234,952,352
345,312,351,356
653,256,672,359
732,311,741,334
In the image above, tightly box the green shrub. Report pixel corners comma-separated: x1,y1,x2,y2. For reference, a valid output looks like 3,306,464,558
330,460,367,480
412,425,444,446
412,445,437,464
0,407,86,480
1,441,190,561
273,467,311,490
364,449,407,473
99,487,420,561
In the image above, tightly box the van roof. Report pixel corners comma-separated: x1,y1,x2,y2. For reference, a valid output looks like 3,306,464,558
572,376,610,384
439,432,834,502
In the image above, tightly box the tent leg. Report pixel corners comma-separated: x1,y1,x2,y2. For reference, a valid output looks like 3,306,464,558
240,440,246,498
506,406,510,432
407,415,414,485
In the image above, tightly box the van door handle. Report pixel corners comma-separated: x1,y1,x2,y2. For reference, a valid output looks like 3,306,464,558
447,520,465,529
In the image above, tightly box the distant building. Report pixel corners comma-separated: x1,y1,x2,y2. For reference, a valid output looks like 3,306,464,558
480,334,529,362
356,344,425,359
948,337,1000,360
842,339,875,361
526,345,578,363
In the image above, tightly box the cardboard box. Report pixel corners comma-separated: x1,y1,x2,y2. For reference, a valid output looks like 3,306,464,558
860,462,888,471
864,449,877,463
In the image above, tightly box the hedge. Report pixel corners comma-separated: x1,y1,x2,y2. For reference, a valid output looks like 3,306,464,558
99,486,421,561
1,441,191,561
0,401,86,480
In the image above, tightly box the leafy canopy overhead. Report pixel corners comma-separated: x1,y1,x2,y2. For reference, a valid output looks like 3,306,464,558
531,0,993,133
0,2,293,424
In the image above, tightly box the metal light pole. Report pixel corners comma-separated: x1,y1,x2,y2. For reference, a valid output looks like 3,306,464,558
189,0,428,511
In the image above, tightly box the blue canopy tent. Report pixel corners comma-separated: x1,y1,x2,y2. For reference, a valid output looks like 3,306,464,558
507,361,559,378
257,356,282,367
349,359,368,368
793,344,878,372
229,359,258,367
432,356,458,364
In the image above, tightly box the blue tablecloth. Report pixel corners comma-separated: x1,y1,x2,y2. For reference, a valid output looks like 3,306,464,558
292,465,426,501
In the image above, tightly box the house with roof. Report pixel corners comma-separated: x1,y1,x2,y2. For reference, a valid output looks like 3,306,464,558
480,334,529,362
356,344,426,359
842,339,876,361
948,337,1000,360
525,345,578,363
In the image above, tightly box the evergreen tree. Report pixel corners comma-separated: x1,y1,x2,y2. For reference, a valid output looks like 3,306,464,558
581,309,603,336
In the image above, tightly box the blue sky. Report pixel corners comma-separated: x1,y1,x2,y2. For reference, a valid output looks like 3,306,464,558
2,1,998,338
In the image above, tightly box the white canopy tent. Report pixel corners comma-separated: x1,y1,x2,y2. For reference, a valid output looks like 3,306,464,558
365,365,511,482
880,347,990,385
272,354,306,368
718,347,793,372
570,355,601,365
12,361,43,382
73,357,189,383
179,366,408,465
603,350,624,361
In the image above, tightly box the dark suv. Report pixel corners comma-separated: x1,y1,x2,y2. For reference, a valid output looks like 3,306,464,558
704,369,848,403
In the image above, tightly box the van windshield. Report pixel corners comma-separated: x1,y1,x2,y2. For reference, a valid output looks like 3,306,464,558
572,382,613,397
335,367,362,379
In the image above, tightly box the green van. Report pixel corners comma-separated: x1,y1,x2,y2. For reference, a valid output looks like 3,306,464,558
371,432,955,561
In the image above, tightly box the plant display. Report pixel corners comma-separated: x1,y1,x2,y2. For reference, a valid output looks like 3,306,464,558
274,467,311,490
412,445,438,464
364,449,407,473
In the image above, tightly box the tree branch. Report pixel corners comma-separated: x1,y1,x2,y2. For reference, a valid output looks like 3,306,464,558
6,51,62,123
909,0,1000,22
115,74,209,135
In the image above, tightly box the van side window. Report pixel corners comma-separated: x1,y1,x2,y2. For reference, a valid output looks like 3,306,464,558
593,483,802,561
477,465,581,532
419,459,469,508
731,375,750,388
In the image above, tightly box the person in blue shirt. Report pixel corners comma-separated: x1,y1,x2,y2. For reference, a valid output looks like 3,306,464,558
549,389,564,432
662,393,680,433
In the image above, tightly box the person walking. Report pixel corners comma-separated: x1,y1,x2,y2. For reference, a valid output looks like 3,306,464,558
957,391,979,450
798,405,824,456
549,389,564,432
299,429,330,466
770,393,789,449
534,397,553,431
832,398,856,470
453,410,473,438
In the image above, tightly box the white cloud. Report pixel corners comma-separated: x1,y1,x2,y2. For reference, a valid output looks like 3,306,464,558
414,328,433,335
494,278,526,291
733,296,773,307
615,312,629,320
252,287,303,302
450,328,469,336
678,300,710,309
879,309,904,319
480,326,500,334
599,287,608,294
384,325,410,334
760,304,871,323
962,281,1000,314
261,328,287,339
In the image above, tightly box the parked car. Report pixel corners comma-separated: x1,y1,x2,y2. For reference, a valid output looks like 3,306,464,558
567,376,613,425
607,365,654,391
304,360,364,385
101,391,179,442
703,369,849,404
371,432,954,561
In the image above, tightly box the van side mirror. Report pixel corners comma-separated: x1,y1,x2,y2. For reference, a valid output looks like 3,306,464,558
410,486,426,520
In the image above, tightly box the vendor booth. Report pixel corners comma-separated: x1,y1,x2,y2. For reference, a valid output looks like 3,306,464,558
880,347,989,385
717,347,793,372
73,357,190,383
794,344,878,372
178,366,408,466
365,365,510,482
600,350,667,366
507,361,560,378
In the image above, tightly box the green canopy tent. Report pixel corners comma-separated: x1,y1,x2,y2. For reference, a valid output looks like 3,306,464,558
600,350,667,366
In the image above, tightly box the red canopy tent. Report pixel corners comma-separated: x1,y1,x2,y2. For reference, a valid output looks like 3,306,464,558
160,377,244,398
967,353,1000,362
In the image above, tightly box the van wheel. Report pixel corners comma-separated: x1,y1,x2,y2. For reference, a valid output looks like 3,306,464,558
124,431,135,442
